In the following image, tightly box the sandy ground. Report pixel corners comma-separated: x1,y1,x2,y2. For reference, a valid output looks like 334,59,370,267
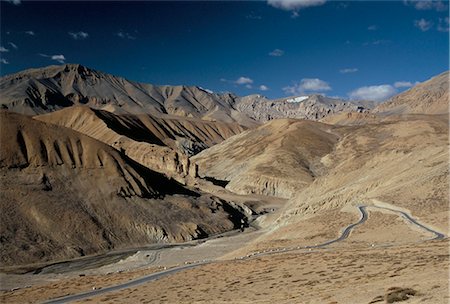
71,241,448,304
1,204,448,304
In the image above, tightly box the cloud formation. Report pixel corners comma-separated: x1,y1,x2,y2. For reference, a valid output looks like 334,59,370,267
437,17,450,32
5,0,21,5
259,85,269,91
283,78,331,95
299,78,331,91
404,0,447,11
268,0,327,11
269,49,285,56
340,68,358,74
8,42,18,49
116,31,136,40
51,55,66,63
40,53,66,64
0,58,9,64
235,77,254,85
367,25,378,31
0,46,9,52
414,18,433,31
394,81,414,88
25,31,35,36
268,0,326,17
69,31,89,40
349,85,396,101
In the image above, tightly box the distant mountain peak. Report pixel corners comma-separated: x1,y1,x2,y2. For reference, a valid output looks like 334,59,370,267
0,64,257,127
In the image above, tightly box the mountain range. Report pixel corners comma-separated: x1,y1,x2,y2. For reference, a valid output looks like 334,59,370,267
0,64,448,267
1,64,380,125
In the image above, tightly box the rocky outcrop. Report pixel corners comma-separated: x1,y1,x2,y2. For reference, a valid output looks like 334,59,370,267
236,94,374,123
122,142,198,179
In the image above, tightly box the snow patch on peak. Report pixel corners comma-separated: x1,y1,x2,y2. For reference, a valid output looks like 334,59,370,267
286,96,309,103
198,87,214,94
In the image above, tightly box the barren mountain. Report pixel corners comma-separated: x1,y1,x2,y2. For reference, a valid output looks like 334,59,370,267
373,71,449,115
194,112,448,213
193,112,448,255
0,111,248,266
270,114,449,246
236,94,374,122
192,119,339,198
0,64,256,127
319,111,381,125
34,106,245,178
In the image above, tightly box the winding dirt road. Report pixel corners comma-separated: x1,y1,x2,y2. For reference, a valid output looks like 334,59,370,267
42,204,446,304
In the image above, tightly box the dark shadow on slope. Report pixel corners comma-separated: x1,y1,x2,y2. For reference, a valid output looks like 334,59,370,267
92,109,165,146
122,152,200,198
202,176,229,188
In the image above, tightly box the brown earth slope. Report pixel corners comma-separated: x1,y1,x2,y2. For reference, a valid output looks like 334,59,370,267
0,111,247,266
275,114,448,234
0,64,257,127
34,106,245,178
192,119,339,199
373,71,449,115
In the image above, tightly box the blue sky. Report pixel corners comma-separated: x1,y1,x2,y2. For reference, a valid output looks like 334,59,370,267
0,0,448,101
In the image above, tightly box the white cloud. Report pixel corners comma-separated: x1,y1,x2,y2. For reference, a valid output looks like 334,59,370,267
340,68,358,74
8,42,18,49
116,31,136,40
5,0,21,5
0,58,9,64
39,53,66,64
269,49,285,56
437,17,450,32
245,84,252,89
394,81,414,88
268,0,327,11
25,31,35,36
0,46,9,52
259,85,269,91
348,85,397,102
368,25,378,31
51,55,66,63
414,18,433,31
300,78,331,91
235,77,253,85
68,31,89,40
283,78,331,95
404,0,447,11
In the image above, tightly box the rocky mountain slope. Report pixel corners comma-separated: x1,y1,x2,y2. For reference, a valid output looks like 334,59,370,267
276,114,448,233
0,111,248,266
236,94,374,122
373,71,449,115
0,64,256,127
35,106,245,179
1,64,376,125
192,119,339,198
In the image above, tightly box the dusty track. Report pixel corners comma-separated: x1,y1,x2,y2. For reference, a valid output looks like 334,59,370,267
42,204,446,303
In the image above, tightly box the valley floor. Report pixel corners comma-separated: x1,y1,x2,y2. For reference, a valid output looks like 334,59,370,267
1,201,448,304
